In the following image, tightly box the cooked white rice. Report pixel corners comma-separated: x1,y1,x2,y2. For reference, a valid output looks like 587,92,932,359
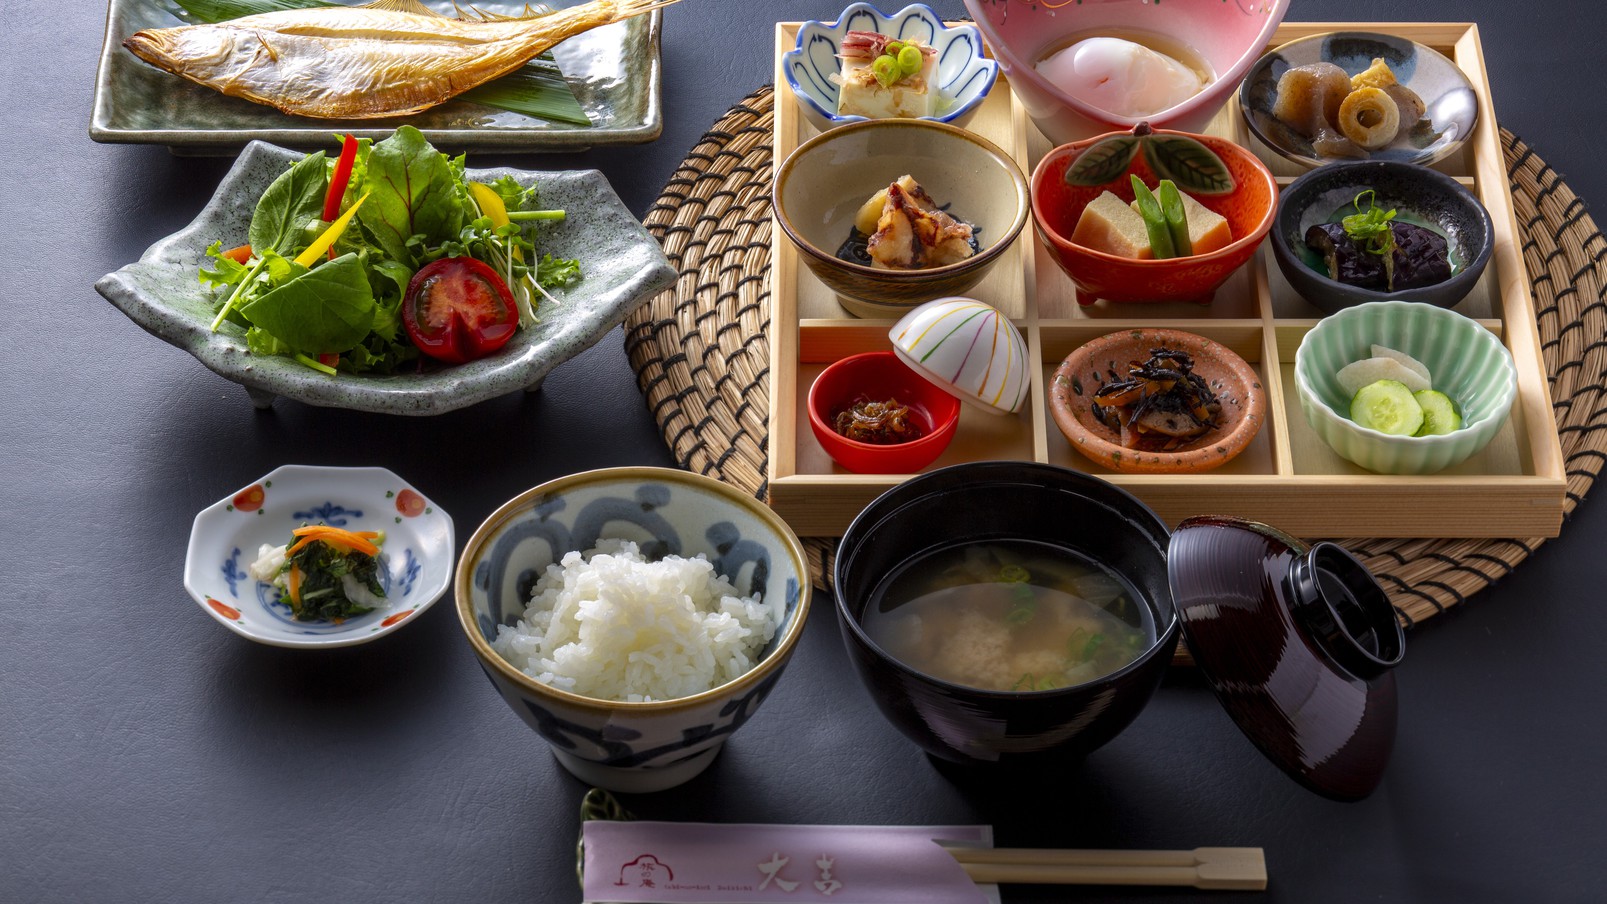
491,539,782,703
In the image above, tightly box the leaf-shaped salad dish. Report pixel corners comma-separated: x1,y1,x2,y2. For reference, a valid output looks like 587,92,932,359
95,140,675,415
90,0,666,151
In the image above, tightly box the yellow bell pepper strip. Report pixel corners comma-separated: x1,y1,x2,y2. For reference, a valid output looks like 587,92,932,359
294,191,369,269
468,181,513,232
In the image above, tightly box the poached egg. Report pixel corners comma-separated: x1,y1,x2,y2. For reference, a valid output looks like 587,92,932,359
1036,36,1207,117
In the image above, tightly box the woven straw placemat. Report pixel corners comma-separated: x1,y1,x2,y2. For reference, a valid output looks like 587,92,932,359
625,84,1607,630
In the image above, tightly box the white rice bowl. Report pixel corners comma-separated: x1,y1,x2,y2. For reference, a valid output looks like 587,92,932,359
491,539,784,703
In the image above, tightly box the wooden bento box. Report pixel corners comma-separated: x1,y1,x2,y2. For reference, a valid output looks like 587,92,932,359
766,21,1566,539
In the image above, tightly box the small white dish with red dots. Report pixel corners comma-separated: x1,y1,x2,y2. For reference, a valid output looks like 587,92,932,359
184,464,454,648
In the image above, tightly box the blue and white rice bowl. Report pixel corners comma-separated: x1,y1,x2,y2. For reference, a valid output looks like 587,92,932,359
782,3,998,133
455,467,811,793
183,465,454,649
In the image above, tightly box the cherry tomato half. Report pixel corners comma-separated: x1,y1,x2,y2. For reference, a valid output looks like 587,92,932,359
402,257,519,364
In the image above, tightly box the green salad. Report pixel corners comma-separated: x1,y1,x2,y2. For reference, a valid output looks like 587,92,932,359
200,126,581,374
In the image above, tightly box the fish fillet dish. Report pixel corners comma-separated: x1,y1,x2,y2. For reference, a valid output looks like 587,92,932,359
124,0,675,119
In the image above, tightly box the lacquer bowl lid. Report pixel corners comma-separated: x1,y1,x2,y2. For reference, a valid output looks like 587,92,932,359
1168,516,1405,801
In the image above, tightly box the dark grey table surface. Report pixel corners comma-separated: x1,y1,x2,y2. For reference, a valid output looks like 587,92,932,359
4,1,1605,901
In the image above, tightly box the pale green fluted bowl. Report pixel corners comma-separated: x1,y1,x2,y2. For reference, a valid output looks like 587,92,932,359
1294,301,1517,474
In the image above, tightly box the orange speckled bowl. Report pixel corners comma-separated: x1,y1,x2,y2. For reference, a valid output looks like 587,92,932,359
1030,130,1277,306
1050,328,1266,473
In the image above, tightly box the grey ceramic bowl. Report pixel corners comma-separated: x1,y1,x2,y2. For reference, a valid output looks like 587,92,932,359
95,140,674,415
773,118,1029,319
1241,31,1479,169
1271,160,1493,315
455,467,811,793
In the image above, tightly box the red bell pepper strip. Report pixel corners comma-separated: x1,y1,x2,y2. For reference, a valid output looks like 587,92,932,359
321,134,359,259
323,134,358,222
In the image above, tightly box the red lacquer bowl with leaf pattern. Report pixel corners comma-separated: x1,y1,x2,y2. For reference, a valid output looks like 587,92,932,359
1030,127,1277,306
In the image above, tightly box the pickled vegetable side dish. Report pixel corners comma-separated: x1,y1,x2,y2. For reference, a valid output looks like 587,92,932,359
247,526,388,622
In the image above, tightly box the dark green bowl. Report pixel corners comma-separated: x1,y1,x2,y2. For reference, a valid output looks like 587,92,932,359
1271,160,1493,315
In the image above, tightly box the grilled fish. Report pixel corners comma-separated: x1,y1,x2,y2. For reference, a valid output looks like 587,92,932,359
124,0,673,119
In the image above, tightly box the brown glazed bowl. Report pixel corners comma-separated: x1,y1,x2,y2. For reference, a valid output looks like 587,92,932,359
773,118,1029,319
833,461,1181,766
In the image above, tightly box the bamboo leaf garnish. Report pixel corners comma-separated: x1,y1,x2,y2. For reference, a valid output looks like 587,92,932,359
1142,135,1235,195
1064,136,1141,186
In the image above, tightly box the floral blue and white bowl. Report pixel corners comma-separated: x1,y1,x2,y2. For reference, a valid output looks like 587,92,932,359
183,465,455,648
455,467,811,793
782,3,998,133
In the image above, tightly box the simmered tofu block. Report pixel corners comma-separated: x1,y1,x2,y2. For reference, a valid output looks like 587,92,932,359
834,31,939,119
1071,191,1154,259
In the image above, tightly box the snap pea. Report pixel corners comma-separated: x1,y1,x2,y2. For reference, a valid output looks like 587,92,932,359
1157,179,1192,257
1130,175,1176,259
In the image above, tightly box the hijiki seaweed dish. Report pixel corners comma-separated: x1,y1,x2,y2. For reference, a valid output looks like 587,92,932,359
1089,348,1225,452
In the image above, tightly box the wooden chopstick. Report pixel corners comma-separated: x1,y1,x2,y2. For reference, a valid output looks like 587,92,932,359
943,845,1266,891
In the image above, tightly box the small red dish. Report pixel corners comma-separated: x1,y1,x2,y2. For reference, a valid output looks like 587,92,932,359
1030,128,1277,306
808,351,961,474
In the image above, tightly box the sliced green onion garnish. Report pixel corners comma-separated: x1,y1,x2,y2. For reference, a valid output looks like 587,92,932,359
897,44,923,77
872,55,899,88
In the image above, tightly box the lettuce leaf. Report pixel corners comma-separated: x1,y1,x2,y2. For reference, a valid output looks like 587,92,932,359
249,151,327,257
237,253,375,354
357,126,468,269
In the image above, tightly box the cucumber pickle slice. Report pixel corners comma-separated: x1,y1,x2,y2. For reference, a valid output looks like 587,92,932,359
1413,390,1463,436
1349,380,1424,436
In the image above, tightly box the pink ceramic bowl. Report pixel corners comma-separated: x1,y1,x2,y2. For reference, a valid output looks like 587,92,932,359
963,0,1289,145
1030,129,1277,305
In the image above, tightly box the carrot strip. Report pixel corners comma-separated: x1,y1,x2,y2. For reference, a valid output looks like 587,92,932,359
286,564,303,610
221,244,253,264
293,527,380,540
287,536,374,557
287,525,380,556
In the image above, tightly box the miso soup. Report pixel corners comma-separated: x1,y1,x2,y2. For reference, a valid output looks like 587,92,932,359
863,539,1155,692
